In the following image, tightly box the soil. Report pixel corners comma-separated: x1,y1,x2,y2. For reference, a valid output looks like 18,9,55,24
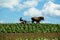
0,33,60,40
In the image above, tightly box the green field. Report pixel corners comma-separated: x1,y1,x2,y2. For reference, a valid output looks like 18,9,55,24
0,23,60,33
0,23,60,40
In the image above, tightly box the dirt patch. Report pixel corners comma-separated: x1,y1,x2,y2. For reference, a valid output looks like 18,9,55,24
0,33,60,40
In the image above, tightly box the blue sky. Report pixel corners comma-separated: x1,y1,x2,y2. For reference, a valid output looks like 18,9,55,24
0,0,60,24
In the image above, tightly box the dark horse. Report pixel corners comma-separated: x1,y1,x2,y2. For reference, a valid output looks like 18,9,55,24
19,17,26,23
31,16,44,23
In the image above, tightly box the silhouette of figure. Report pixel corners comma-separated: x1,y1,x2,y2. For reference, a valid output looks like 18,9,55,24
20,17,23,21
20,17,26,24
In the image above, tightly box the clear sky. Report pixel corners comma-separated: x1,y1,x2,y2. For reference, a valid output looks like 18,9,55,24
0,0,60,24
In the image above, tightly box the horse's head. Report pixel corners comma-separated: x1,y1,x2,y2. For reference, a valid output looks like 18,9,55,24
38,16,44,20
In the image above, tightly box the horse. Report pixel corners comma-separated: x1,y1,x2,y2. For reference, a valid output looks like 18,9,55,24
31,16,44,23
19,17,27,24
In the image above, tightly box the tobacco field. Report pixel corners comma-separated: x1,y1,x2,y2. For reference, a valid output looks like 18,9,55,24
0,23,60,40
0,23,60,33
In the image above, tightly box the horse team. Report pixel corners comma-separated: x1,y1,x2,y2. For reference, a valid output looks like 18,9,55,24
20,16,44,23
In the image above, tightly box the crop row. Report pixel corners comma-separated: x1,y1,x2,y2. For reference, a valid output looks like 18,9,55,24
0,23,60,33
16,37,60,40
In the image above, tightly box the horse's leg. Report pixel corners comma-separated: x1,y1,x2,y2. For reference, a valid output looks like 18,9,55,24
32,20,34,23
36,21,40,23
25,21,27,23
